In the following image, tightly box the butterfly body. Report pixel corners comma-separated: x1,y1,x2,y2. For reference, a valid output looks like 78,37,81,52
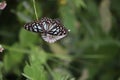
24,17,70,43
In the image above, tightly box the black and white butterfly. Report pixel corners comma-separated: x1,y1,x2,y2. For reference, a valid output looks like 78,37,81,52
24,17,70,43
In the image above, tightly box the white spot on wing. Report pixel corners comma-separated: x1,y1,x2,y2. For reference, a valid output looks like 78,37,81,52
43,22,47,30
51,28,57,32
37,26,41,30
56,29,59,32
33,25,37,28
25,25,29,30
34,29,37,32
54,32,58,34
30,27,32,31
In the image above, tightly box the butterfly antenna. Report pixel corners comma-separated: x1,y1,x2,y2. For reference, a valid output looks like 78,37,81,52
32,0,38,20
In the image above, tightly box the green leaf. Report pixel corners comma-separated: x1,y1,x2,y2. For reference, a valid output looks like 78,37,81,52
19,28,40,47
16,11,32,22
16,1,41,22
74,0,86,8
53,68,74,80
3,43,25,73
23,45,48,80
23,63,47,80
29,46,48,64
60,4,77,34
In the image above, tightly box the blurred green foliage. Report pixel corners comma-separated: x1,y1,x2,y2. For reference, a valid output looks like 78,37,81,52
0,0,120,80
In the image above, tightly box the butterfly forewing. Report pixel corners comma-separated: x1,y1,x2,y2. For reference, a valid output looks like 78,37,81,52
47,19,68,36
24,21,43,33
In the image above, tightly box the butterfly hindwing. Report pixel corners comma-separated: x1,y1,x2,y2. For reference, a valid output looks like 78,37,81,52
41,33,67,43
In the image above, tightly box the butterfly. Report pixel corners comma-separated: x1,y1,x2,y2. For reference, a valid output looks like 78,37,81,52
24,17,70,43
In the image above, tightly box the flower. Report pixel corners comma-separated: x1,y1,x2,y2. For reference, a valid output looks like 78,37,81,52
0,44,4,52
0,1,7,10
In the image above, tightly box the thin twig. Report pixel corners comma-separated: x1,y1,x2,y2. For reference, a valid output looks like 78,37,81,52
32,0,38,20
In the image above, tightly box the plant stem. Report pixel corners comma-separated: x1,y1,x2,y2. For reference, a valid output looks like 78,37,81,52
45,63,55,79
32,0,38,20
